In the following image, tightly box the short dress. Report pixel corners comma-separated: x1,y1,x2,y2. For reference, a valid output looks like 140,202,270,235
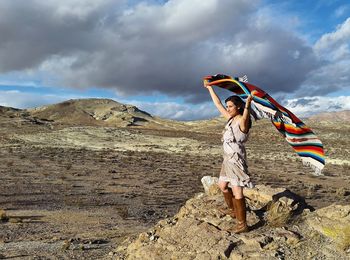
219,118,254,188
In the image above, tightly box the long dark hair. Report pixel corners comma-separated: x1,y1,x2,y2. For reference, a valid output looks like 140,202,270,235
224,95,252,129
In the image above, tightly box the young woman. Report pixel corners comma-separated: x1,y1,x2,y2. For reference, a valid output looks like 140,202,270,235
204,83,253,234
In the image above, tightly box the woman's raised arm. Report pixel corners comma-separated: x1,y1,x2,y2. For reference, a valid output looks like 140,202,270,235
239,95,253,133
204,84,231,119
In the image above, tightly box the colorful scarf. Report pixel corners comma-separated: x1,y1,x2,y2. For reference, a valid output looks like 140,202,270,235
203,74,325,175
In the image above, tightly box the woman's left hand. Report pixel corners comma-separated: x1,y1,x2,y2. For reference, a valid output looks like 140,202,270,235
246,94,253,105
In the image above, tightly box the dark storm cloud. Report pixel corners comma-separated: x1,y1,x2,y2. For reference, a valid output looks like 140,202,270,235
0,0,345,103
0,0,122,71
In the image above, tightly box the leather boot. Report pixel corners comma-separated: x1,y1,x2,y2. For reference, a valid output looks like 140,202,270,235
233,198,248,233
219,188,235,218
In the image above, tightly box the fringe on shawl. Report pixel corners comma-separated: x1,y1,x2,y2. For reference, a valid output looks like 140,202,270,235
302,160,324,176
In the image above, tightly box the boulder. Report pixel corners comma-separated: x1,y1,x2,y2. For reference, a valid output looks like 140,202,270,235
201,176,220,195
306,204,350,250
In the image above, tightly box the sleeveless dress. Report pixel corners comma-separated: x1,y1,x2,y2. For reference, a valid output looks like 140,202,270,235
219,118,254,188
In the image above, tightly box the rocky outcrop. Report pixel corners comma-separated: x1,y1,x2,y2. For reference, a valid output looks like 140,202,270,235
111,177,350,259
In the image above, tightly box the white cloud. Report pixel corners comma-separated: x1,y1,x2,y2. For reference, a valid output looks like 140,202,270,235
123,99,219,121
41,0,113,19
285,96,350,118
334,5,350,18
0,80,40,88
301,17,350,96
0,90,70,109
314,17,350,60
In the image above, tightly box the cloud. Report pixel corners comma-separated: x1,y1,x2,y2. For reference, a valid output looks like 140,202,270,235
314,17,350,60
334,5,350,18
124,99,219,121
0,0,325,102
0,90,68,109
285,96,350,117
300,17,350,96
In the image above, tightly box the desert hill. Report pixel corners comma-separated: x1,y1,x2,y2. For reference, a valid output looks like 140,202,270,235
27,98,153,127
0,98,222,132
0,105,22,117
308,110,350,122
25,98,203,130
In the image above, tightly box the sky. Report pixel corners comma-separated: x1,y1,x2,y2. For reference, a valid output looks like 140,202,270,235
0,0,349,120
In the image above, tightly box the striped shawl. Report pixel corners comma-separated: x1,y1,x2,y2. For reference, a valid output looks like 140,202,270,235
203,74,325,175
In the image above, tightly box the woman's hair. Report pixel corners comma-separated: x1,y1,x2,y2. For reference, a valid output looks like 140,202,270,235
224,95,245,114
224,95,252,129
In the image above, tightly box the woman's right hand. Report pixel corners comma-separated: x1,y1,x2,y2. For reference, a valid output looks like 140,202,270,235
203,81,212,89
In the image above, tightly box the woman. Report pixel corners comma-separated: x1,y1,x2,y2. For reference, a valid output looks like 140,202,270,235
204,82,253,234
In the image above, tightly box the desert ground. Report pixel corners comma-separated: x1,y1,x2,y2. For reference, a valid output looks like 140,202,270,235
0,100,349,259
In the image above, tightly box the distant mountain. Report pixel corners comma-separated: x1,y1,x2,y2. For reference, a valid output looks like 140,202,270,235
308,110,350,122
1,99,246,130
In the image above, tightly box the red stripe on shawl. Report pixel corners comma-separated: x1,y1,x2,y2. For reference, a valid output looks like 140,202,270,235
293,146,324,155
273,121,312,134
287,137,321,143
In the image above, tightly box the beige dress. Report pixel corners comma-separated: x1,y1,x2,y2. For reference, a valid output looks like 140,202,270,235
219,118,254,188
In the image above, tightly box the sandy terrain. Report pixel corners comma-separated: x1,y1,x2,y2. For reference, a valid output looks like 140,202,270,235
0,104,349,259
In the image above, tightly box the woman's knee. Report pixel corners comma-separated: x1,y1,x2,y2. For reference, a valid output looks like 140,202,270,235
218,181,229,192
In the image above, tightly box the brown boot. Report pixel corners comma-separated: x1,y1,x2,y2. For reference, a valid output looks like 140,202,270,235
232,198,248,234
219,188,236,218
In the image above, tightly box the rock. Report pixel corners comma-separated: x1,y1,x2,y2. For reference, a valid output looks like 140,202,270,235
116,215,240,259
335,187,350,197
274,228,301,245
244,185,290,209
243,185,309,227
266,198,296,227
201,176,220,195
0,209,9,222
113,186,349,259
306,204,350,250
239,233,274,250
62,240,71,250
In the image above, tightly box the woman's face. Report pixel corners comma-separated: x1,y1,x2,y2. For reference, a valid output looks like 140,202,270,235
226,101,240,117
